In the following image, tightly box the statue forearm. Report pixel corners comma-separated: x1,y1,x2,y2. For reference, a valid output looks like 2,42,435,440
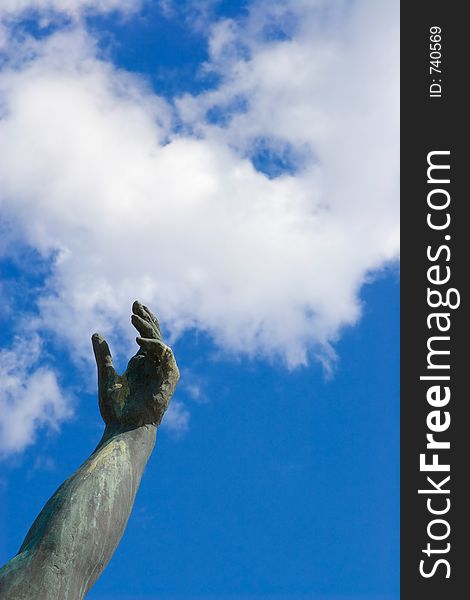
0,302,179,600
0,424,157,600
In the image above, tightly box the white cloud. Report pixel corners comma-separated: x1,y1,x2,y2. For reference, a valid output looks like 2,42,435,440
0,0,398,450
0,0,398,368
180,369,208,404
0,336,72,457
162,400,190,435
0,0,141,20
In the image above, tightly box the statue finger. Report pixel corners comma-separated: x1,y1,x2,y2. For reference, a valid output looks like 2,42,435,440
160,344,180,384
136,338,179,385
131,313,159,339
92,333,118,382
136,337,167,359
132,301,162,341
141,304,162,340
159,347,180,404
152,343,180,426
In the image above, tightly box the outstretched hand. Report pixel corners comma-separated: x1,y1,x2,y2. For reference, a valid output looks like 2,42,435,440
92,301,179,427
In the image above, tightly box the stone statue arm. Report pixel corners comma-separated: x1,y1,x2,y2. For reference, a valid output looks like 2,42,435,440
0,302,179,600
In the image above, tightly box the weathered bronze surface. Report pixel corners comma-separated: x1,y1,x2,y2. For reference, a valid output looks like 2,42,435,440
0,302,179,599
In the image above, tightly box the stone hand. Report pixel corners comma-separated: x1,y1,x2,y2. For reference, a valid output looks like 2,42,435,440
92,301,179,427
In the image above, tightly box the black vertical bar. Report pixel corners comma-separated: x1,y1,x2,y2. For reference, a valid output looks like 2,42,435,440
401,2,467,599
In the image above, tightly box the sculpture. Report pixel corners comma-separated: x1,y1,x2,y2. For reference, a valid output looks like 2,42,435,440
0,301,180,599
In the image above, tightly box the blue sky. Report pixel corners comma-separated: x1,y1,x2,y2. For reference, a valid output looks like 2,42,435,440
0,1,399,599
